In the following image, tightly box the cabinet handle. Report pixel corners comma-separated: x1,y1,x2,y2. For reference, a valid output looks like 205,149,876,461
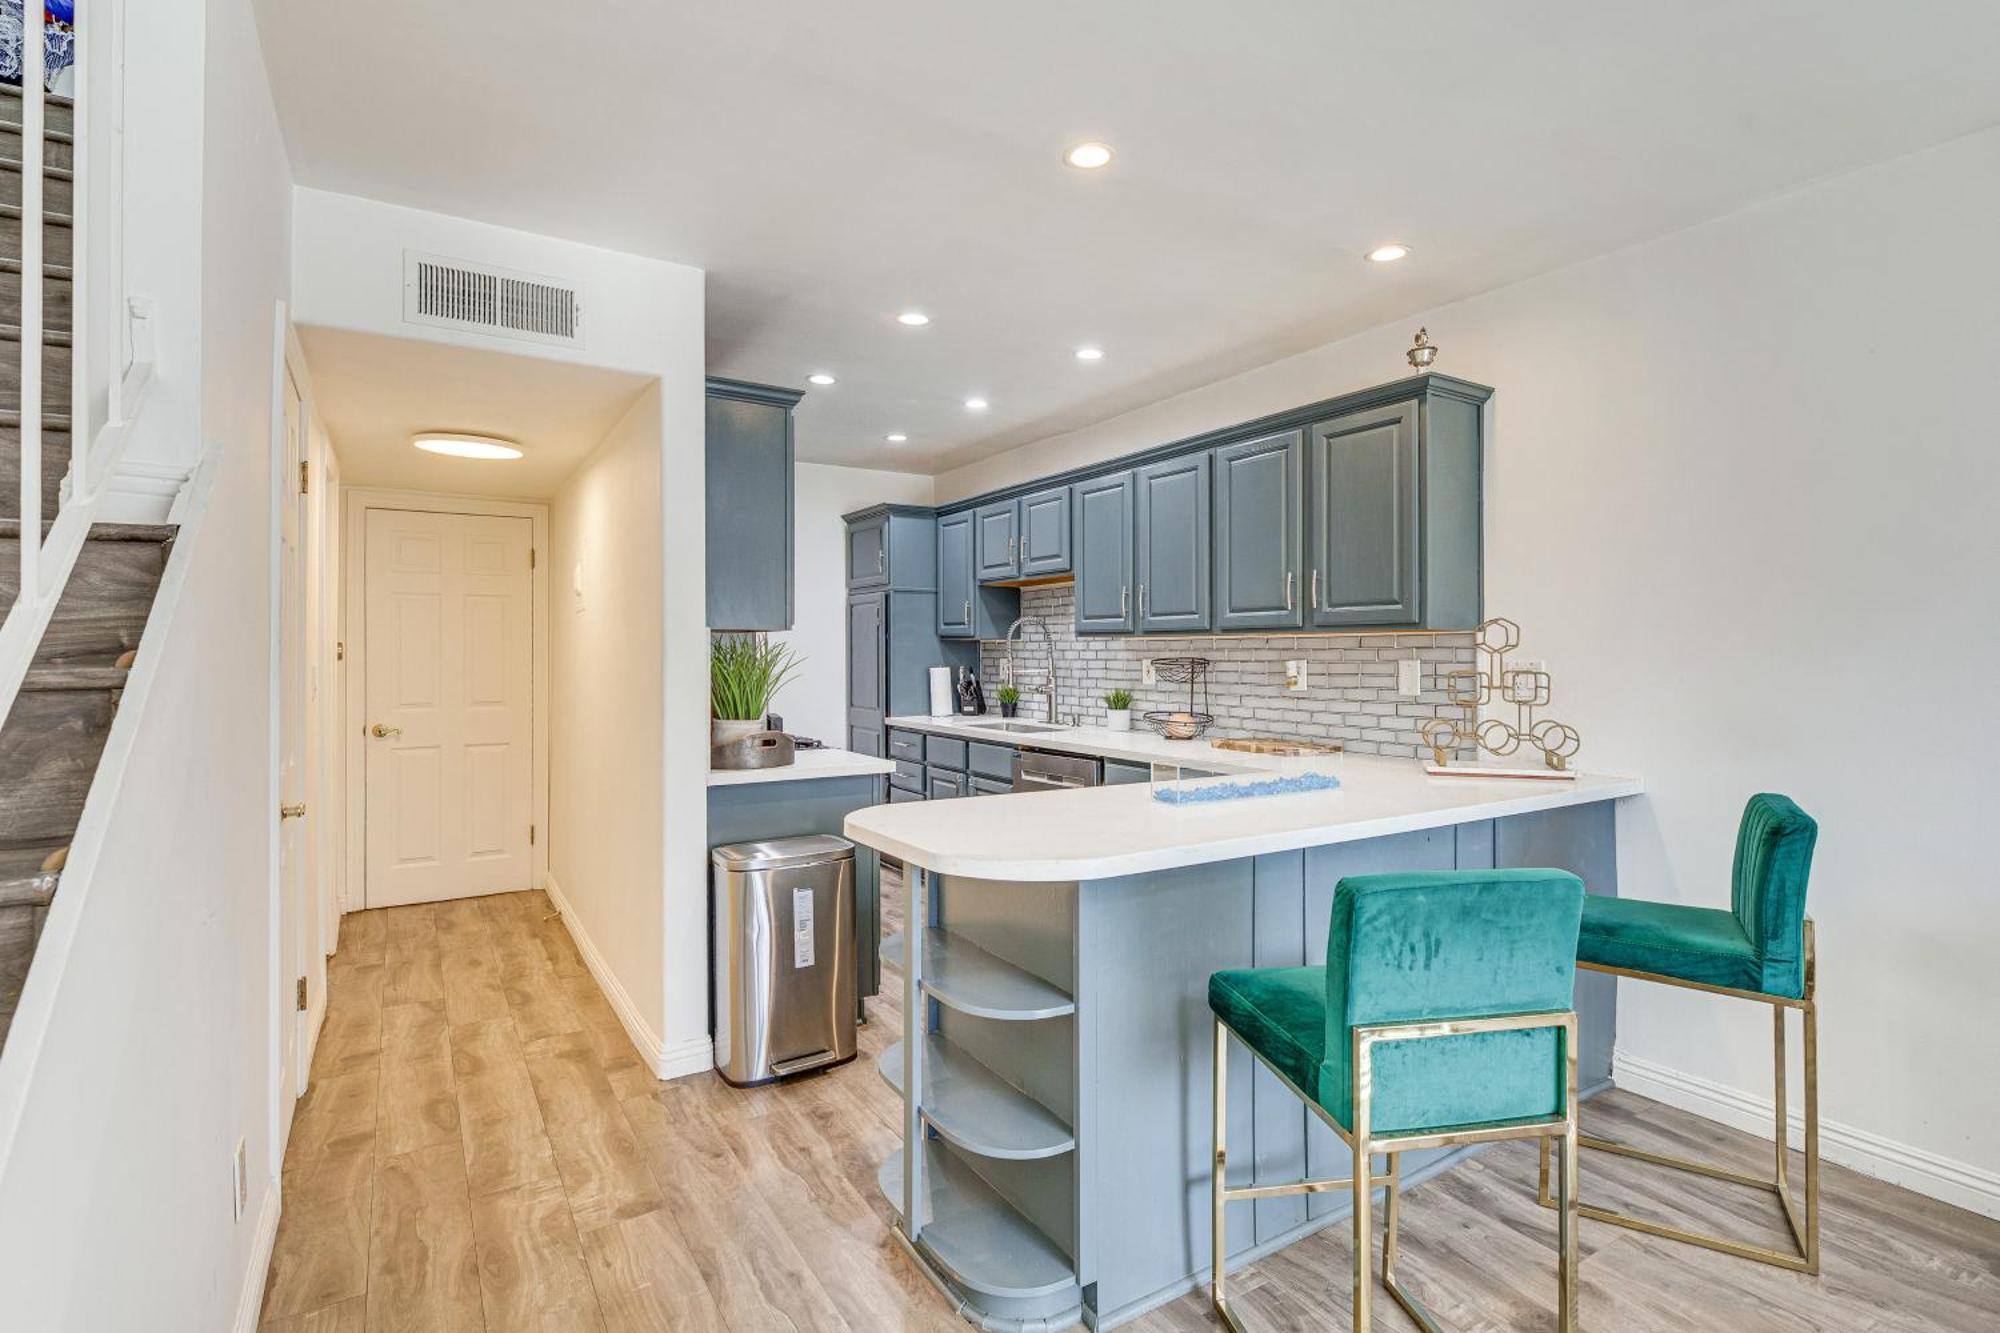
1284,570,1294,610
963,599,971,624
1120,584,1128,617
1008,536,1016,563
877,546,885,572
1138,584,1146,621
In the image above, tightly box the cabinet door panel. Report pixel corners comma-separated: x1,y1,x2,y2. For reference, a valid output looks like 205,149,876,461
975,502,1019,582
1136,455,1211,633
846,514,888,590
937,512,975,636
1074,471,1136,634
1213,430,1304,631
1308,402,1420,627
845,593,886,742
706,394,794,629
1018,485,1073,577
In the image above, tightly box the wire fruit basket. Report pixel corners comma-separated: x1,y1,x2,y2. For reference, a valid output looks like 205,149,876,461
1141,657,1214,740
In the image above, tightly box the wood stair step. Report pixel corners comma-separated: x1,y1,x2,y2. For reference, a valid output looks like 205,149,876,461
0,158,73,182
22,663,126,692
0,201,72,226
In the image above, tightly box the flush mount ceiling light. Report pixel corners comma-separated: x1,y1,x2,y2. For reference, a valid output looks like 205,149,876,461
896,311,931,327
964,397,989,412
1367,243,1410,263
886,433,908,443
1074,345,1104,362
412,432,523,460
808,372,836,386
1064,141,1114,170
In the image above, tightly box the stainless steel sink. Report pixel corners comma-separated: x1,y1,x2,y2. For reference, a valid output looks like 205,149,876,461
964,719,1069,734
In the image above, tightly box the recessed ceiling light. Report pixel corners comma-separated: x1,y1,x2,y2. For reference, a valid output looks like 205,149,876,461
897,311,931,327
808,372,836,386
412,432,523,460
1074,346,1104,362
886,433,908,443
1065,142,1114,170
964,397,988,412
1367,243,1410,263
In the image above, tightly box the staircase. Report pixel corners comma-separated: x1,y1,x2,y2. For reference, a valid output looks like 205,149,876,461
0,81,174,1048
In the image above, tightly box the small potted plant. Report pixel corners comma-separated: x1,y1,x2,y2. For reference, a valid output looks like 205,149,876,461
997,684,1020,718
1103,687,1134,732
710,635,800,750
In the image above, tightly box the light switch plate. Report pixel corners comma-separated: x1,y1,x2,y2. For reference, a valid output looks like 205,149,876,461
1141,658,1157,686
1397,658,1423,697
1284,659,1309,691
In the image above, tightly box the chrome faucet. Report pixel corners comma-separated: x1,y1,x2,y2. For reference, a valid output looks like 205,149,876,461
1003,616,1060,723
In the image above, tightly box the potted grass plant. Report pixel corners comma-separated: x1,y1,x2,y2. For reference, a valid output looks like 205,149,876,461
997,684,1020,718
1103,687,1134,732
710,635,801,748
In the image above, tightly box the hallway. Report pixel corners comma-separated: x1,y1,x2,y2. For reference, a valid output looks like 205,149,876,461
262,884,2000,1332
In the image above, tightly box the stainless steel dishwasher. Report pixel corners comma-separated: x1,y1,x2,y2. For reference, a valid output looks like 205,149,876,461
1012,747,1103,792
710,836,857,1086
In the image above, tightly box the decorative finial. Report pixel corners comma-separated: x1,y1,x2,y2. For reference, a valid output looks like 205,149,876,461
1406,327,1437,373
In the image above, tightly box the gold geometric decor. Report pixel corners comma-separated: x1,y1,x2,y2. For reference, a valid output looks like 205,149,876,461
1420,617,1583,779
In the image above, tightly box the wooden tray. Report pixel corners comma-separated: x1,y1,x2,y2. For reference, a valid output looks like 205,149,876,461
1212,737,1343,756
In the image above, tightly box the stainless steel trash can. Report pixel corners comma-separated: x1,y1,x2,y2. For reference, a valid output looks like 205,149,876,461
710,835,858,1086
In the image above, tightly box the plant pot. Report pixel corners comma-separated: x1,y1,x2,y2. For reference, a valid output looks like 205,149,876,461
712,718,762,748
1106,708,1131,732
1000,702,1018,718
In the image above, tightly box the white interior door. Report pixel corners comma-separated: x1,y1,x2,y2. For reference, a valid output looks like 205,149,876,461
364,508,536,908
278,367,310,1103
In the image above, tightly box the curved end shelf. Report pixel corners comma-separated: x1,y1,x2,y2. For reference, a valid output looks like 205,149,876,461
891,1140,1078,1302
880,1036,1075,1161
919,928,1074,1021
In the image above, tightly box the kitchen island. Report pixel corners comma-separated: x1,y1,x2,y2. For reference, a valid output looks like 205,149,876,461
844,747,1640,1330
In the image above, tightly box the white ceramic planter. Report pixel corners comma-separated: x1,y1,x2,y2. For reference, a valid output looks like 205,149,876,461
1106,709,1132,732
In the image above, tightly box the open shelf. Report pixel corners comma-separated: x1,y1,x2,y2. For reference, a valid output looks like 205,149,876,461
877,1142,1077,1301
918,928,1074,1021
880,1036,1076,1161
882,927,1074,1020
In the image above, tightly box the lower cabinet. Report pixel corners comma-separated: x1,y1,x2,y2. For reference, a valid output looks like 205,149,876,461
970,775,1013,797
927,769,968,800
888,786,923,803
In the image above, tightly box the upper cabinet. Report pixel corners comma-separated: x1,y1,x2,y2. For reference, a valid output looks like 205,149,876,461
1213,429,1304,631
1135,454,1211,633
705,378,803,631
1074,472,1135,634
844,504,937,593
931,373,1489,638
1016,485,1072,577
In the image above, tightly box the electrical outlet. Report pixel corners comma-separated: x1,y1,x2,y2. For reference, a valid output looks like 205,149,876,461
1397,658,1423,697
1284,659,1309,692
1141,658,1157,687
232,1137,248,1221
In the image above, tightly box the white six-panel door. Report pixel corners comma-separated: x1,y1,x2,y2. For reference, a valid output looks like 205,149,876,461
363,508,536,908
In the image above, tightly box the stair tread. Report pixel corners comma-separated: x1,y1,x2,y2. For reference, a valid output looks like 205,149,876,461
0,257,71,278
0,202,72,225
0,323,73,345
0,410,72,428
0,158,72,179
22,663,126,691
0,519,176,542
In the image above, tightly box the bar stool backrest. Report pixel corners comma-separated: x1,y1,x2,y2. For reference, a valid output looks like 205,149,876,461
1731,793,1819,1000
1321,870,1584,1135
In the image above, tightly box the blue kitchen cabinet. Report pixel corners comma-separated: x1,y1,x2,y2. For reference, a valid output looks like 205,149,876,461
1212,428,1304,631
705,377,802,630
975,501,1019,581
843,507,976,758
1073,471,1136,634
1017,484,1072,577
1306,400,1422,627
937,508,1019,638
1135,453,1211,633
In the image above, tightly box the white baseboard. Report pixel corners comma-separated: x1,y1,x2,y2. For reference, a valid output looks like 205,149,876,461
542,874,712,1083
231,1182,283,1333
1612,1048,2000,1221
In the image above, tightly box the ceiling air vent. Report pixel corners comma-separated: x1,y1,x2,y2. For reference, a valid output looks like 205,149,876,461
402,251,585,348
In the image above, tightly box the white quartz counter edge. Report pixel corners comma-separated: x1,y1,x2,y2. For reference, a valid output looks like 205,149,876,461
884,714,1307,774
844,754,1641,881
707,747,896,787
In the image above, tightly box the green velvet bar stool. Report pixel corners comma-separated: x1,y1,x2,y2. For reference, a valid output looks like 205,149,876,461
1209,869,1586,1333
1540,792,1820,1273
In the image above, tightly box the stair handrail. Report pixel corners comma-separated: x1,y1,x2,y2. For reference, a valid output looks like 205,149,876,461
0,0,154,729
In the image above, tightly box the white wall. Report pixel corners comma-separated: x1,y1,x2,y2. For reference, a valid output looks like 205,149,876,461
550,385,666,1053
770,462,933,742
938,126,2000,1215
0,2,298,1328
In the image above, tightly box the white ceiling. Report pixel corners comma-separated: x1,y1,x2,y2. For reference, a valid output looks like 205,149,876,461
255,1,2000,475
298,326,652,498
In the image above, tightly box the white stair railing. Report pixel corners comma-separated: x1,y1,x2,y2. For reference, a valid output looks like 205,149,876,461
0,0,155,725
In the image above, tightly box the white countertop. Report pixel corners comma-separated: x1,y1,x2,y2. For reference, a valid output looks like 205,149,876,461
848,718,1641,880
707,746,897,788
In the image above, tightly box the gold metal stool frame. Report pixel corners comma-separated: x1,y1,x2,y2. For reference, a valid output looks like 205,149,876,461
1537,918,1818,1273
1212,1009,1581,1333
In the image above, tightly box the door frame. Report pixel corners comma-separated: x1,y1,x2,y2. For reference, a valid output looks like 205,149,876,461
342,487,552,912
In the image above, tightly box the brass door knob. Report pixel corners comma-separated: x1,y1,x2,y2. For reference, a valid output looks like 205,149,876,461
279,803,307,820
371,723,402,738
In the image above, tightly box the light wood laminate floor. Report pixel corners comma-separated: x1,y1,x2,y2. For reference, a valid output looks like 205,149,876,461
263,878,2000,1332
